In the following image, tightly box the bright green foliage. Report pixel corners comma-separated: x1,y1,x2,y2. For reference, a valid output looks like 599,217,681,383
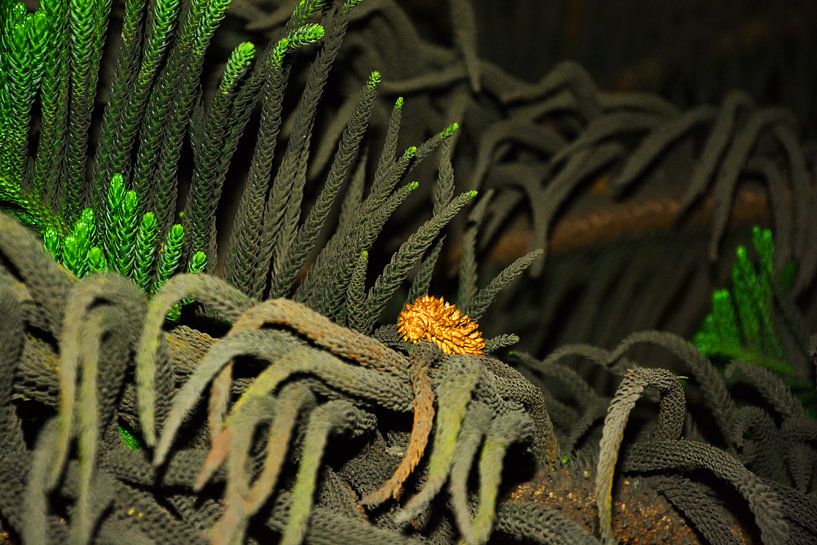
220,41,256,91
85,246,107,273
283,21,325,50
188,250,207,274
0,173,64,235
116,424,143,451
107,184,140,277
153,223,186,296
43,226,61,261
0,0,465,345
290,0,324,27
133,213,160,292
441,121,459,139
0,4,49,186
0,3,62,234
0,0,211,303
41,174,204,307
103,173,126,261
694,226,791,376
60,235,82,276
61,211,94,276
78,207,97,247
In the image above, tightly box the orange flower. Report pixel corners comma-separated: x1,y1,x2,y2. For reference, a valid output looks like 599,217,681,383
396,294,485,355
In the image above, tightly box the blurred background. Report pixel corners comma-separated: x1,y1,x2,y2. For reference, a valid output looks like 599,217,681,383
94,0,817,361
412,0,817,133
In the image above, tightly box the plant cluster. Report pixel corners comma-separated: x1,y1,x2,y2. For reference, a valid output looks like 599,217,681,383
695,226,815,413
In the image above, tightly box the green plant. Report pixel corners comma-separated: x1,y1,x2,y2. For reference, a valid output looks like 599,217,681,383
40,173,205,306
695,226,790,373
694,225,814,411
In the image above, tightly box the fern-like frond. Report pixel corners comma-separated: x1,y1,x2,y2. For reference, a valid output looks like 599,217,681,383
63,0,110,221
361,190,477,333
148,0,236,231
187,41,256,263
152,223,186,296
89,0,149,208
33,0,71,205
1,8,48,188
132,212,159,292
270,71,381,298
226,24,325,298
94,0,181,207
297,179,420,318
695,226,794,376
256,10,356,298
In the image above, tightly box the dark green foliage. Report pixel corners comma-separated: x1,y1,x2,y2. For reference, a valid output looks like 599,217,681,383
369,96,404,209
95,0,182,206
292,119,459,320
463,248,544,321
360,190,477,333
255,7,356,298
63,0,106,221
406,136,457,302
148,0,237,231
187,41,256,262
407,238,444,303
458,190,494,308
89,0,147,202
225,24,325,297
269,70,381,298
296,179,420,319
133,212,160,292
344,250,369,331
32,0,70,203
